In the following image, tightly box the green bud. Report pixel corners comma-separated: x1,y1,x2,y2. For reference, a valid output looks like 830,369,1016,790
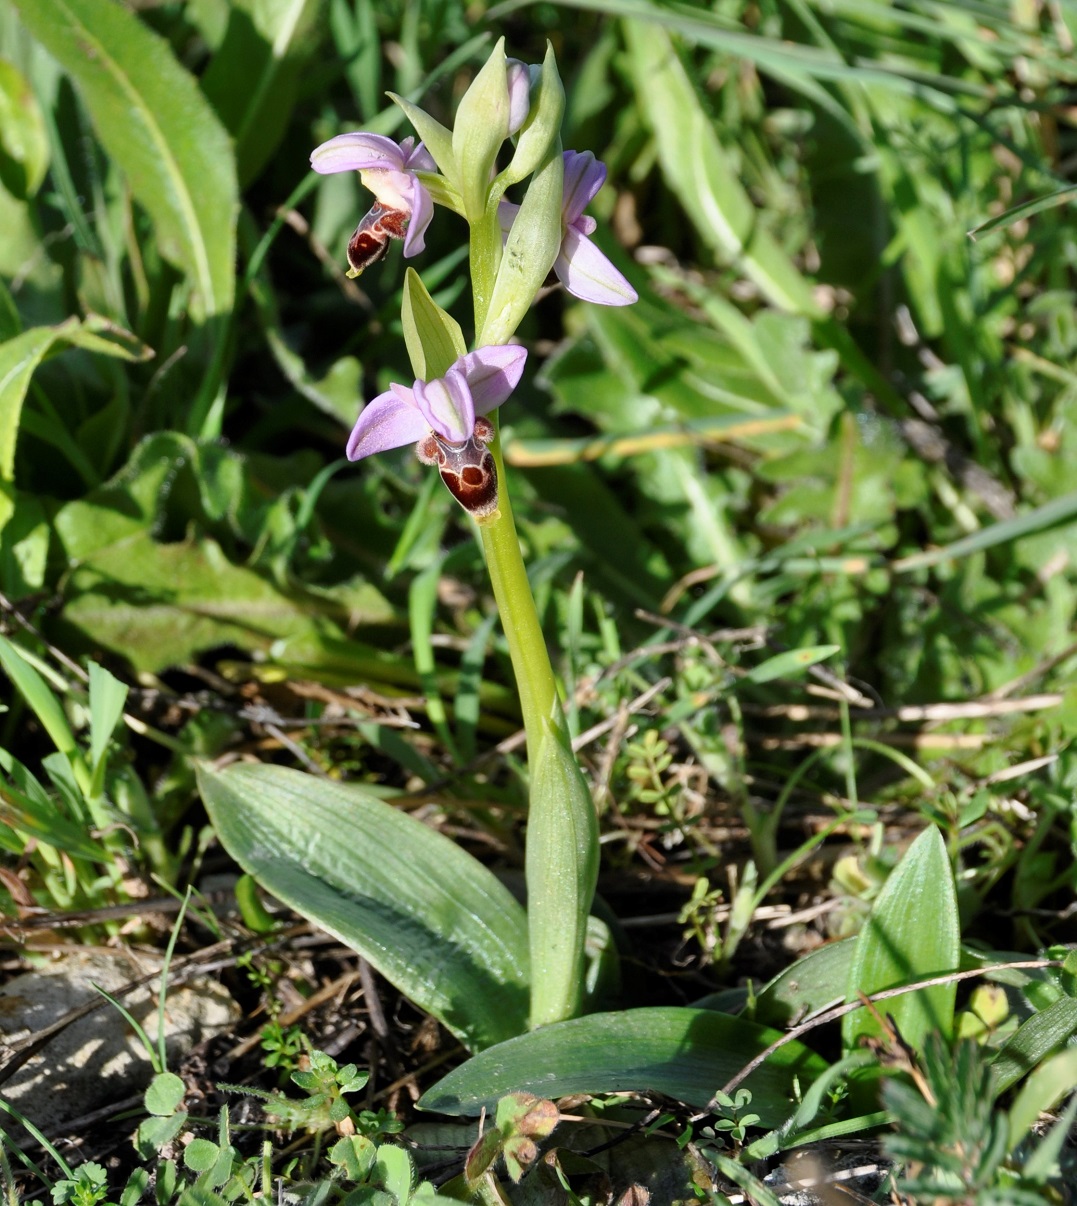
452,38,511,223
500,43,564,188
480,141,564,348
401,268,466,381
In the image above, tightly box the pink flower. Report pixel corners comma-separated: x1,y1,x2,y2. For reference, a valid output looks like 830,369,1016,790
499,150,637,306
310,133,436,272
346,346,527,461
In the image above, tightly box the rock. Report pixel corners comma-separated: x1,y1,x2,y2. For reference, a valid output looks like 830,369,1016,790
0,949,238,1133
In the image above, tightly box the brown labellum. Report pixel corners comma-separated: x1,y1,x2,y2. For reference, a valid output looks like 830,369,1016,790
417,416,498,520
346,203,410,276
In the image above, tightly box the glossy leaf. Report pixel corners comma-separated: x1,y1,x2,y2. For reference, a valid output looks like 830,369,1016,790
843,826,960,1052
12,0,237,318
198,763,530,1050
419,1006,828,1123
753,938,856,1029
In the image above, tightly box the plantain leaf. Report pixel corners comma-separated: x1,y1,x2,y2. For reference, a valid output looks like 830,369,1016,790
11,0,237,318
198,762,530,1050
843,826,960,1053
418,1006,827,1124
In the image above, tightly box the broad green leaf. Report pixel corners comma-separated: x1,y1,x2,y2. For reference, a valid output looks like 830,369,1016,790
418,1007,827,1123
200,0,325,186
0,58,48,197
843,826,960,1052
12,0,238,318
990,997,1077,1097
401,268,467,382
743,645,840,685
197,763,530,1050
527,711,599,1027
60,531,338,674
0,318,147,536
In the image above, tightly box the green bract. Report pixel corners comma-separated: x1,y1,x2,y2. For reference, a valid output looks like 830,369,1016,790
480,142,565,347
500,43,564,189
401,269,467,382
452,38,512,223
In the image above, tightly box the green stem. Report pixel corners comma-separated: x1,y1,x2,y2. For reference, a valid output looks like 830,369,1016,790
478,416,557,764
469,199,503,344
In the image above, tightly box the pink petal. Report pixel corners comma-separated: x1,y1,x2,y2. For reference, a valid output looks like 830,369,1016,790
555,228,638,306
310,132,407,175
401,176,433,257
413,372,475,443
561,150,606,226
346,385,428,460
401,138,436,173
457,346,528,414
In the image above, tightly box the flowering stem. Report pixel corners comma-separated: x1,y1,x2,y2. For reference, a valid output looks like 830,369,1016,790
478,417,598,1029
478,417,557,766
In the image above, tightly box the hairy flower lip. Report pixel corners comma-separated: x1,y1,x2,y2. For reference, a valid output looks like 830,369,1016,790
498,149,638,306
346,346,527,462
310,132,436,258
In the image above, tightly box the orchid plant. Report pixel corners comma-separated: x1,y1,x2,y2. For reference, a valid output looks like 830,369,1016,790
310,41,635,1029
202,39,637,1046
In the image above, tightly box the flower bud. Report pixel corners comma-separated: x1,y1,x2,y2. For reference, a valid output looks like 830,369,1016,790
453,38,511,223
505,59,535,136
501,44,564,188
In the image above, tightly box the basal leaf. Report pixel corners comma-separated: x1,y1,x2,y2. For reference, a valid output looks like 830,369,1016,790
198,763,530,1050
12,0,237,318
843,826,960,1053
990,997,1077,1097
418,1006,827,1124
